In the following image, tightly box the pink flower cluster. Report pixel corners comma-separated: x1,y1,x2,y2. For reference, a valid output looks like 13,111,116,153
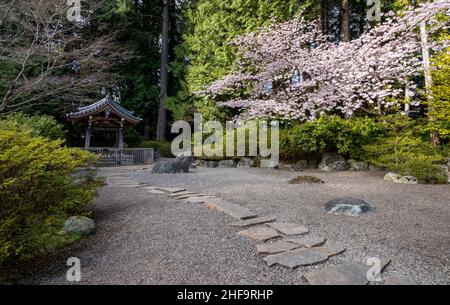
201,0,450,121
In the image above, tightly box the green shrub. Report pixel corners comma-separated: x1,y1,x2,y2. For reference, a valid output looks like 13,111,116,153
363,115,447,184
0,125,98,265
280,116,384,160
1,113,64,140
429,45,450,141
191,121,276,161
137,140,173,157
124,127,144,148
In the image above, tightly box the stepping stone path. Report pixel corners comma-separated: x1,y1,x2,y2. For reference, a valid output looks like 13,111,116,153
204,198,257,220
384,275,416,285
263,246,345,268
105,174,407,285
266,223,309,235
238,227,280,242
256,241,301,254
303,260,390,285
287,236,326,248
229,216,276,228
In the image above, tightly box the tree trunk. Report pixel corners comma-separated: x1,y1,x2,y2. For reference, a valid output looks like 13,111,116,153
358,0,365,35
156,0,170,141
340,0,351,42
420,21,440,147
404,80,412,115
317,0,326,35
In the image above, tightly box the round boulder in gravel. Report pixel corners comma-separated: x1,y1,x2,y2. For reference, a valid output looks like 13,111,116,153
64,216,95,236
348,159,369,171
319,153,349,172
325,197,373,216
218,160,237,168
152,159,189,174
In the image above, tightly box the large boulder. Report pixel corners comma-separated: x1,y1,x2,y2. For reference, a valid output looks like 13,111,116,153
384,172,417,184
204,161,219,168
319,153,349,172
218,160,237,168
64,216,95,236
237,158,252,168
348,159,369,171
438,164,450,183
369,164,383,171
152,159,189,174
277,162,292,170
176,155,194,165
325,197,373,216
291,161,304,172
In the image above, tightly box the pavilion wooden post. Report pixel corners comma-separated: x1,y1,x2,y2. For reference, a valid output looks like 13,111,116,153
85,119,92,148
118,118,125,149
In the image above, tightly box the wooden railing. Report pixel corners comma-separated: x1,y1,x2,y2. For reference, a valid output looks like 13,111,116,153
84,148,155,167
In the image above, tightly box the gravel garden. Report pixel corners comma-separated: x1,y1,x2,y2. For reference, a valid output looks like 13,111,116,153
23,159,450,285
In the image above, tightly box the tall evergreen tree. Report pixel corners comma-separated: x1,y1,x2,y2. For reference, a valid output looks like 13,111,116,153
340,0,351,41
171,0,312,120
156,0,171,140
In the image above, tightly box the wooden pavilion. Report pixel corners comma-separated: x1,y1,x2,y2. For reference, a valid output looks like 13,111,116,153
68,97,154,166
68,96,142,149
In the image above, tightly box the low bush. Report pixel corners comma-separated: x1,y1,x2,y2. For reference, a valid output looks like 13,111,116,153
280,115,384,160
363,115,448,184
0,122,98,266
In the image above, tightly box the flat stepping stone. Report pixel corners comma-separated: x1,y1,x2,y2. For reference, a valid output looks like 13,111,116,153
133,183,155,188
153,187,186,193
266,223,309,235
238,227,279,242
142,186,156,190
229,216,276,228
384,275,417,285
174,193,202,200
169,191,198,198
315,244,346,257
147,189,166,194
286,236,326,248
256,241,301,254
303,260,390,285
184,196,216,203
113,184,140,187
263,246,345,268
264,248,329,268
204,198,257,220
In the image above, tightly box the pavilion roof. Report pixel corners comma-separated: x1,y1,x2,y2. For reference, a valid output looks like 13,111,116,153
68,97,142,125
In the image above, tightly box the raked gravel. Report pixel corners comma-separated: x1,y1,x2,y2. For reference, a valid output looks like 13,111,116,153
27,166,449,285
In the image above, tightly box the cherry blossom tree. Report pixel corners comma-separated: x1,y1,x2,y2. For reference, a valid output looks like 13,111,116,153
199,0,450,122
